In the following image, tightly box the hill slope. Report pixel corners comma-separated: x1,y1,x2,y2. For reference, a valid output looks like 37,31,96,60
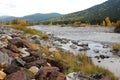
22,13,62,22
43,0,120,24
0,16,17,22
0,13,62,22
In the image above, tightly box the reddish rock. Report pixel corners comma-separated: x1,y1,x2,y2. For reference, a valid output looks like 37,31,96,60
5,71,32,80
47,58,70,72
35,67,66,80
10,53,20,58
22,56,37,63
7,43,19,53
4,64,20,74
24,59,46,68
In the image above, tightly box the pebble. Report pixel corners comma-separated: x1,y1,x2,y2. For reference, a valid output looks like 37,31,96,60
0,71,6,80
29,66,39,75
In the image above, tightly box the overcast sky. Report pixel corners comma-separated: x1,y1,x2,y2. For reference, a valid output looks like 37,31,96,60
0,0,107,17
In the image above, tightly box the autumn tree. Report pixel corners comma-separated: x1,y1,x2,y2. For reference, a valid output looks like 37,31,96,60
105,17,111,26
101,20,106,26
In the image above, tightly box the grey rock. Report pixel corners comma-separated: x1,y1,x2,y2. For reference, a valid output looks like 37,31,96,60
93,49,99,53
0,51,13,65
79,47,88,51
15,58,26,66
77,42,88,46
34,39,41,44
53,41,62,46
71,40,78,45
66,72,95,80
70,44,77,49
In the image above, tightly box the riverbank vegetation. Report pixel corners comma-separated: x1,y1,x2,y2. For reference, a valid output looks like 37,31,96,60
38,45,117,79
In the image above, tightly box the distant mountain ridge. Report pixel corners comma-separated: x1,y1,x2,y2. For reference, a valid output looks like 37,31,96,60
44,0,120,24
0,13,62,22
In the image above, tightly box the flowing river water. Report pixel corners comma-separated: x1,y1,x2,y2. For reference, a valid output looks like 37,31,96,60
29,25,120,78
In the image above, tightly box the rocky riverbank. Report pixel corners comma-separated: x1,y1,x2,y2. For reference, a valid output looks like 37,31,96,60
0,26,117,80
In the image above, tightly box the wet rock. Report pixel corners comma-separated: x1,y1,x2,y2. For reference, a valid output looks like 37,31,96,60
4,64,20,74
0,71,7,80
20,48,30,57
15,58,26,66
70,44,77,49
71,40,78,45
93,49,99,53
5,71,32,80
47,58,70,72
29,66,39,75
53,41,62,46
99,55,107,59
61,38,69,44
95,55,109,59
24,59,46,68
77,42,88,46
103,44,109,48
0,51,13,66
78,47,87,51
83,46,90,50
66,72,93,80
98,61,101,63
90,73,103,79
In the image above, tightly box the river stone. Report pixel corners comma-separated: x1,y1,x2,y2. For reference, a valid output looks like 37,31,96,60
78,47,87,51
15,58,26,66
0,51,13,66
20,48,30,57
66,72,92,80
70,44,77,49
93,49,99,53
77,42,88,46
53,41,62,46
71,40,78,45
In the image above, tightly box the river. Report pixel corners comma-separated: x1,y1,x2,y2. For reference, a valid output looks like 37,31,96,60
29,25,120,78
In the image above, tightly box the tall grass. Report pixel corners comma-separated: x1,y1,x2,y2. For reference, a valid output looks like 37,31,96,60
39,47,117,79
112,43,120,49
